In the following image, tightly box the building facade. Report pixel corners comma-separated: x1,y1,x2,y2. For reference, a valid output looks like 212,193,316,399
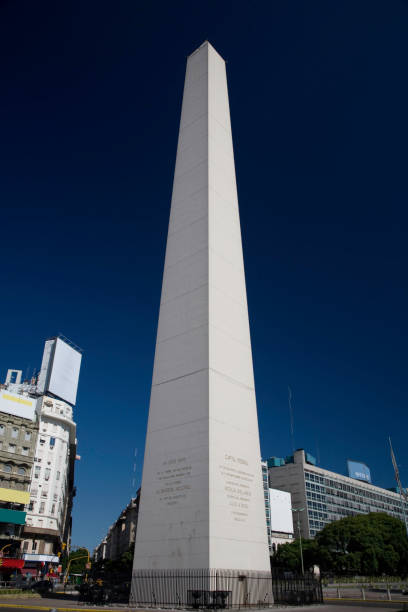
0,385,39,575
268,488,294,552
22,394,77,558
1,335,82,578
268,449,408,539
94,489,140,561
94,491,140,562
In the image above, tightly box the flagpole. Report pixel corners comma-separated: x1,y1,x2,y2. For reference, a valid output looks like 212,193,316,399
389,437,408,537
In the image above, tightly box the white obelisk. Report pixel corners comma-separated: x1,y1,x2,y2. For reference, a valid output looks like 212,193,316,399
132,42,271,604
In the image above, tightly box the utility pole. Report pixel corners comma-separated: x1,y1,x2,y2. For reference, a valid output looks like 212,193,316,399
292,507,305,575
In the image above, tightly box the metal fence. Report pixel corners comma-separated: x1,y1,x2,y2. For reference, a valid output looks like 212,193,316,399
272,572,323,606
130,569,323,608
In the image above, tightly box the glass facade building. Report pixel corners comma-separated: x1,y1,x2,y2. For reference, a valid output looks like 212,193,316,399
268,449,408,539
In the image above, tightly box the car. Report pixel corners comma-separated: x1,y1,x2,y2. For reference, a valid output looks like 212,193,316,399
23,580,54,593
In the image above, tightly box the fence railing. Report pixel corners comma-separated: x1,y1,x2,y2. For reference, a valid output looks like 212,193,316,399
130,569,323,608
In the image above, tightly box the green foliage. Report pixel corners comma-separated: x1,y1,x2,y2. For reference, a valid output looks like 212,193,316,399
274,513,408,577
67,547,90,574
273,513,408,577
91,546,134,586
273,538,318,572
315,513,408,577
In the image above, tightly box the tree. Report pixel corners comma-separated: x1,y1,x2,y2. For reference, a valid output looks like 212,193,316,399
91,546,134,586
66,548,90,574
315,513,408,576
273,538,318,573
273,513,408,577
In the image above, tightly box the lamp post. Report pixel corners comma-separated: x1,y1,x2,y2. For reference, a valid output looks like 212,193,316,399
63,548,91,585
0,543,12,557
291,507,305,575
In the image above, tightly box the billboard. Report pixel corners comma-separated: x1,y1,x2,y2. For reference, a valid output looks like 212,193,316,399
347,460,371,483
269,488,294,534
36,339,55,396
37,337,82,406
48,338,82,406
0,390,36,421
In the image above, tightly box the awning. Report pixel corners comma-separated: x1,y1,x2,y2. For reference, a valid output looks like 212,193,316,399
23,554,59,563
0,559,24,569
0,508,26,525
0,487,29,504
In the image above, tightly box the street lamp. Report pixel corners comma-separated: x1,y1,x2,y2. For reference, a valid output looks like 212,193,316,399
63,547,91,585
291,507,305,575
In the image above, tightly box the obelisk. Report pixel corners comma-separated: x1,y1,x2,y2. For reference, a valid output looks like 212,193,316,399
131,42,271,605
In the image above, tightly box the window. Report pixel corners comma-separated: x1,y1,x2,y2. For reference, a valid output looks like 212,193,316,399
50,437,56,448
23,541,29,552
24,431,31,442
39,438,45,446
56,471,60,480
39,502,45,514
51,503,55,514
22,447,29,456
32,541,37,551
11,428,19,439
28,501,34,511
3,464,12,473
0,425,4,435
41,490,48,498
34,466,41,479
45,468,51,481
30,488,38,497
18,467,26,476
8,444,16,453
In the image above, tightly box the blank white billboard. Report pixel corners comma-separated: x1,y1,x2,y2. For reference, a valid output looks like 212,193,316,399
37,339,55,396
269,488,294,535
48,338,82,406
0,390,36,421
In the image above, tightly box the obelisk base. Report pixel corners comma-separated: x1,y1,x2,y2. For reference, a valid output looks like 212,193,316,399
130,569,273,607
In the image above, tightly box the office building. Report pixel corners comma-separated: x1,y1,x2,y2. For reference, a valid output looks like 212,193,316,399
268,449,408,539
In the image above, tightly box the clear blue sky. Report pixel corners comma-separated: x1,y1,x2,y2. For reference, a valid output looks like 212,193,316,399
1,0,407,552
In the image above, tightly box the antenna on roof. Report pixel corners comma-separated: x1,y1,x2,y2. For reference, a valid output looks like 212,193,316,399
288,386,295,454
389,436,408,535
316,437,321,466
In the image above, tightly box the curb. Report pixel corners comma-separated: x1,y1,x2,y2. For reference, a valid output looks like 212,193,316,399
325,596,408,603
0,606,132,612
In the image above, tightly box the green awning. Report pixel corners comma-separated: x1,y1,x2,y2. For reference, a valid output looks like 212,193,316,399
0,508,26,525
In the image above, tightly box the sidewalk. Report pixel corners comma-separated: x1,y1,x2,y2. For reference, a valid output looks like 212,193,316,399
0,598,333,612
0,599,338,612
